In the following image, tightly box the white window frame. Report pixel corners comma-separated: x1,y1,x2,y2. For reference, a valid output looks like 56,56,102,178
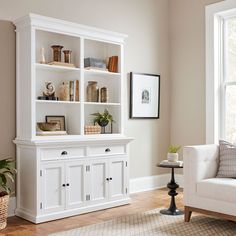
206,0,236,144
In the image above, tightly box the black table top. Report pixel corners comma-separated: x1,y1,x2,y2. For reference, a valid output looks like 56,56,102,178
157,163,183,168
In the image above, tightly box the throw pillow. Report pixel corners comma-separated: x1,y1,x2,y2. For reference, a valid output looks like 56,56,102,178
217,140,236,178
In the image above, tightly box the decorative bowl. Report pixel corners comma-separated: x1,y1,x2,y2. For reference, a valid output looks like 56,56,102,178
37,122,59,131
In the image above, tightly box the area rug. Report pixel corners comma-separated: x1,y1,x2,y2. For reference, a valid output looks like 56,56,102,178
50,208,236,236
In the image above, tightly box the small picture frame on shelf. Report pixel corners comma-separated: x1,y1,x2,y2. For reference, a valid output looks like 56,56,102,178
46,116,66,131
130,72,160,119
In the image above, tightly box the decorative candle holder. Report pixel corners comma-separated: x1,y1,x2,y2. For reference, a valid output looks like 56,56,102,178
39,47,46,64
100,87,108,103
63,50,72,63
51,45,64,62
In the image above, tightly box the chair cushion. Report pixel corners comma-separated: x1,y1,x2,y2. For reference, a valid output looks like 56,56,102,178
216,140,236,178
197,178,236,203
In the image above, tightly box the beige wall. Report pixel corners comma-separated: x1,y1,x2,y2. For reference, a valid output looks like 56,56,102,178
1,0,226,181
0,0,170,178
0,21,15,159
169,0,223,150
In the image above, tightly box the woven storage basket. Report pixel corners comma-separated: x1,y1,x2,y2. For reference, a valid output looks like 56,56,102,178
0,194,9,230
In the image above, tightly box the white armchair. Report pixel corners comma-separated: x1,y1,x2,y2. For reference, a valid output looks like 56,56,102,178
183,145,236,222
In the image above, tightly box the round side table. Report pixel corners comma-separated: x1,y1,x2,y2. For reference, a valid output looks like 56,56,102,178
157,163,183,215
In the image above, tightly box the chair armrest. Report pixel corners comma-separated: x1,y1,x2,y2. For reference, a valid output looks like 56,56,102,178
183,144,219,197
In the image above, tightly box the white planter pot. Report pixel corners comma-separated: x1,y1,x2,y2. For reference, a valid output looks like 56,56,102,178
167,153,178,162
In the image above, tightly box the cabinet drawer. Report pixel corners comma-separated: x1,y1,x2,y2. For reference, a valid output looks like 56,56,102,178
89,145,126,156
40,147,85,160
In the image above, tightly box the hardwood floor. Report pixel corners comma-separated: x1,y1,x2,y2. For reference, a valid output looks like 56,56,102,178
0,188,183,236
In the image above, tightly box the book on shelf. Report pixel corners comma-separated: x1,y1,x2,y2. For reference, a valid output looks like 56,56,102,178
36,130,68,136
47,61,76,68
84,67,108,72
108,56,118,73
60,80,79,102
160,160,183,167
70,81,74,101
75,80,79,101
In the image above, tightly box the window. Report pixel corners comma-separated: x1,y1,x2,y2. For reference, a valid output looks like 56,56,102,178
223,18,236,142
206,1,236,144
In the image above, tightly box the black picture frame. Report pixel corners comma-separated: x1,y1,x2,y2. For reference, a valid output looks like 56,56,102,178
45,116,66,131
130,72,160,119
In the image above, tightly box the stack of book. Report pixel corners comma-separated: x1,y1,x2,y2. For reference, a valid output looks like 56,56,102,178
84,58,107,70
47,61,76,68
84,125,101,135
108,56,118,73
160,160,183,167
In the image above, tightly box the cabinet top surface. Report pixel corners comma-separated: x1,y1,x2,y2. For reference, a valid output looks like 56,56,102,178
13,13,128,43
14,135,134,146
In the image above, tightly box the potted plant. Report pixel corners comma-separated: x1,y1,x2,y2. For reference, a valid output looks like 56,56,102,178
91,109,115,133
167,145,181,162
0,158,16,230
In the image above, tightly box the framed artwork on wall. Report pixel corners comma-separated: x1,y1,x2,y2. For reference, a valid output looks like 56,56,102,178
130,72,160,119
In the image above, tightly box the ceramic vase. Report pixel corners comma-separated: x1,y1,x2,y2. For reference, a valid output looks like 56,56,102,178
167,153,178,162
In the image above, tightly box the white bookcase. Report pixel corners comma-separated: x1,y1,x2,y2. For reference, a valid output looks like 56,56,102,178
13,14,132,223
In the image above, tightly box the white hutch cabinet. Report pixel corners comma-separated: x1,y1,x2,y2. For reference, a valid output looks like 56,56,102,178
13,14,132,223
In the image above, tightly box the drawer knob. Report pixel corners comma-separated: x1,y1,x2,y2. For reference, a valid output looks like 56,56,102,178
62,184,66,187
109,177,112,180
105,148,111,152
61,151,68,156
66,183,70,186
106,178,110,181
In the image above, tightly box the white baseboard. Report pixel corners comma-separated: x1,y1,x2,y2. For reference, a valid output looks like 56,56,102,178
8,197,16,217
130,174,183,194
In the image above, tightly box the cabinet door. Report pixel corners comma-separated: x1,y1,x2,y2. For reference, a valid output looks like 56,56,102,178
89,159,109,204
41,162,65,214
65,160,86,209
109,156,128,201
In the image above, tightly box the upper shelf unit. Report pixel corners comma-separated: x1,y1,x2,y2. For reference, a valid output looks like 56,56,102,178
14,14,127,141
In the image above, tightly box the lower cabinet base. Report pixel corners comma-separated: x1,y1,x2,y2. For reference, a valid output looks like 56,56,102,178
15,198,131,224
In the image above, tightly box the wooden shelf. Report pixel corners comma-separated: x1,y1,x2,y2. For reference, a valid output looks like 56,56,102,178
36,100,80,104
35,63,80,72
84,102,121,106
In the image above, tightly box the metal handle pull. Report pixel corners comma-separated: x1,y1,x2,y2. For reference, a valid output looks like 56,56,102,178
66,183,70,186
61,151,68,155
62,184,66,187
105,148,111,152
109,177,112,180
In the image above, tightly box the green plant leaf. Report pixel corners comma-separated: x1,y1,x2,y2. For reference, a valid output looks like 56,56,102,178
0,158,16,194
168,145,181,153
0,174,7,186
90,109,115,125
3,172,14,182
91,112,101,117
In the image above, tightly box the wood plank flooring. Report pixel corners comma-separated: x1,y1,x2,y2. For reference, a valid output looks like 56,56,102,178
0,188,183,236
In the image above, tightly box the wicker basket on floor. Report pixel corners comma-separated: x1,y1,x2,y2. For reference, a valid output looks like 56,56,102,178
0,194,9,230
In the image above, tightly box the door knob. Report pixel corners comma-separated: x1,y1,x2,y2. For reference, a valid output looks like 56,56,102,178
105,148,111,152
61,151,68,155
62,184,66,187
66,183,70,186
106,178,110,181
109,177,112,180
